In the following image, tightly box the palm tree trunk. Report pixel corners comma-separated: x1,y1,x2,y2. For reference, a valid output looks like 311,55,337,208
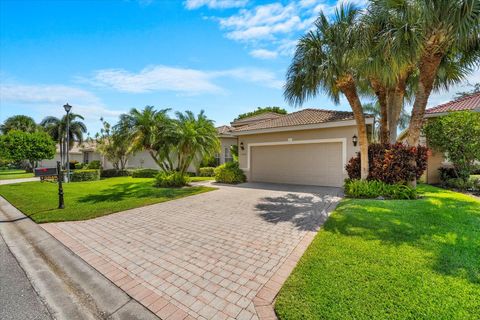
389,71,410,143
406,54,442,146
338,76,369,180
370,79,389,144
406,53,443,187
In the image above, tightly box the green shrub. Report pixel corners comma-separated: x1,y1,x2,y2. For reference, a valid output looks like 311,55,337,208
199,167,215,177
131,168,159,178
86,160,102,170
155,171,190,188
344,179,417,200
101,169,132,178
70,169,100,182
214,162,246,184
74,162,85,169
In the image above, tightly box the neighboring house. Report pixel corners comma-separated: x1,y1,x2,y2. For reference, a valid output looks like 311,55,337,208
231,109,375,187
422,92,480,184
216,125,237,165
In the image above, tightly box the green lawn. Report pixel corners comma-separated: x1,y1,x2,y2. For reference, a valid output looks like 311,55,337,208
0,169,34,180
190,176,215,182
275,184,480,319
0,177,215,223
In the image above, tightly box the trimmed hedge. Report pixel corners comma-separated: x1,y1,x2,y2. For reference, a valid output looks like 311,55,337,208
70,169,100,182
86,160,102,170
346,143,428,184
74,162,85,169
344,179,418,200
199,167,215,177
131,168,159,178
101,169,132,178
155,171,190,188
214,162,246,184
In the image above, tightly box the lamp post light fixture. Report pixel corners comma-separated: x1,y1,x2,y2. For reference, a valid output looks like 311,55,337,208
352,134,358,147
63,103,72,182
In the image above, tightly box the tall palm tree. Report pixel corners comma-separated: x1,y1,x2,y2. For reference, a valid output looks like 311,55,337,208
171,110,220,175
1,115,38,134
116,106,173,170
40,113,87,167
285,4,370,179
374,0,480,146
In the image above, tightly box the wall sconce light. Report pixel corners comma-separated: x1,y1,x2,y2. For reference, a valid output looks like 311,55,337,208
240,142,245,150
352,135,358,147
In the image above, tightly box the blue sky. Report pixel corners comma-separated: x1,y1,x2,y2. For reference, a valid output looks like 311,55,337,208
1,0,478,135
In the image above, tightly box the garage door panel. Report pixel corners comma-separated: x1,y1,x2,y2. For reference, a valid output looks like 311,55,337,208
251,143,343,187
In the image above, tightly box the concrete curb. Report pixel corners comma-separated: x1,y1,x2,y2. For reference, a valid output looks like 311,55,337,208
0,196,160,320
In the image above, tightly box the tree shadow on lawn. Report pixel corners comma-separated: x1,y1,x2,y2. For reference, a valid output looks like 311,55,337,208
322,187,480,284
255,193,342,232
77,181,200,204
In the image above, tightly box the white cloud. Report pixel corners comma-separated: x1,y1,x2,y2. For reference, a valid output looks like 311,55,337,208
249,49,278,59
0,83,123,124
185,0,247,10
84,65,283,94
89,66,223,94
219,2,302,41
210,0,369,59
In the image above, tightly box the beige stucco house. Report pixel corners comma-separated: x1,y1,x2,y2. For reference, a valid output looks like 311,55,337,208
422,92,480,184
231,109,374,188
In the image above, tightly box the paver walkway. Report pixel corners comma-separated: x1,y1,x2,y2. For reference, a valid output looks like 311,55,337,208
0,177,39,185
42,182,342,320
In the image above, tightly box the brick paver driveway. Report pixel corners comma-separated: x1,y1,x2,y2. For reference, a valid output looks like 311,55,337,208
42,182,342,320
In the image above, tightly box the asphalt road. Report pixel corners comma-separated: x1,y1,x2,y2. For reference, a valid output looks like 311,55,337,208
0,234,52,320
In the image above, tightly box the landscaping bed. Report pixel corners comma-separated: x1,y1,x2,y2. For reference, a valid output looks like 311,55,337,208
0,177,215,223
275,184,480,319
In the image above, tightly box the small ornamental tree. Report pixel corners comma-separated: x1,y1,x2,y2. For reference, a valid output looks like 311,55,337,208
0,130,56,171
424,111,480,181
346,143,428,185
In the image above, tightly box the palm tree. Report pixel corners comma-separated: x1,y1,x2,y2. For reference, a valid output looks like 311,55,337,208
116,106,173,170
363,102,410,142
285,4,370,179
374,0,480,146
171,110,220,175
1,115,38,134
40,113,87,167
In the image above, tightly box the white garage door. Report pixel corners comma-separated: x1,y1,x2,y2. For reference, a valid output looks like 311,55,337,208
250,142,344,187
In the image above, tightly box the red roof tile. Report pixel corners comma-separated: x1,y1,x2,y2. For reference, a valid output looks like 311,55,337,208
233,108,370,132
426,92,480,114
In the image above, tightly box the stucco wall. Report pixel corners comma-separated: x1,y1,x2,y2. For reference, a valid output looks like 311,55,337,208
237,125,360,182
219,137,237,164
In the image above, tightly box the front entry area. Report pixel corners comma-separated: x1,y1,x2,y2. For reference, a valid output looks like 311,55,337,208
250,142,344,187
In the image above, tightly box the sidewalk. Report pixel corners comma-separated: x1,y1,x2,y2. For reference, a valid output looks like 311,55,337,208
0,177,39,185
0,195,159,320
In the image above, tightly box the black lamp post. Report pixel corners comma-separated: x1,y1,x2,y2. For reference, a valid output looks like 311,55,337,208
352,134,358,147
63,103,72,182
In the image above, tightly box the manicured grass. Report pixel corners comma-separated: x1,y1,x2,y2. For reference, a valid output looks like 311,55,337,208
190,176,215,182
0,177,215,223
0,169,34,180
275,184,480,319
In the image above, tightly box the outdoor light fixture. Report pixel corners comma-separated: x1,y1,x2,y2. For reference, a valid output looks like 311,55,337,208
63,103,72,182
352,135,358,147
240,142,245,150
63,103,72,113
